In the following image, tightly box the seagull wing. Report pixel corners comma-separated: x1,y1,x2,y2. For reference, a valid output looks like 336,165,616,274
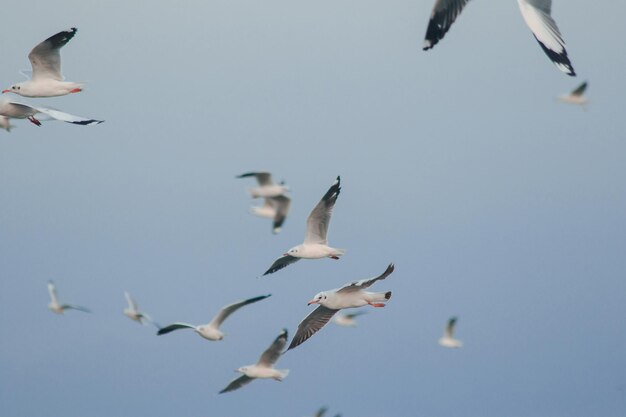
270,194,291,234
219,374,254,394
29,28,77,81
62,304,91,313
34,107,103,125
156,323,197,335
0,102,37,119
314,407,329,417
209,294,272,329
570,81,587,96
445,317,458,338
237,172,273,186
304,176,341,244
338,263,395,294
263,254,300,276
517,0,575,76
422,0,471,50
124,291,138,311
288,306,338,351
257,328,288,366
47,281,59,304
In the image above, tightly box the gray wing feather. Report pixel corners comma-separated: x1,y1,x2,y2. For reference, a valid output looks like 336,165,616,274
209,294,271,328
257,328,288,366
338,263,395,293
571,81,587,96
156,323,196,335
219,374,254,394
423,0,471,50
263,255,299,276
237,172,273,186
445,317,458,338
29,28,77,81
270,195,291,233
304,176,341,244
288,306,338,351
62,304,91,313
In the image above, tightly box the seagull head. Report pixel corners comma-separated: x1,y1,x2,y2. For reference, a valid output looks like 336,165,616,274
308,291,328,305
285,245,301,257
2,83,23,94
236,366,248,374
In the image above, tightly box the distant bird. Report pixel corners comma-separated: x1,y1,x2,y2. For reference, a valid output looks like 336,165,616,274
288,264,394,351
219,328,289,394
123,292,159,328
47,281,91,314
157,295,271,341
249,194,292,234
263,176,344,276
422,0,576,76
3,28,84,97
0,115,14,132
0,99,103,126
237,171,289,198
438,317,463,348
313,406,328,417
557,81,588,106
332,311,367,327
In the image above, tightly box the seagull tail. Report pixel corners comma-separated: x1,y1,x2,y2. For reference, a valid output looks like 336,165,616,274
275,369,290,381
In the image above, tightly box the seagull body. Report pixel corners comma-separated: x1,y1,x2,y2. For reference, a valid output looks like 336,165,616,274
157,294,271,341
263,176,344,276
237,171,289,198
47,281,90,314
332,311,366,327
288,264,394,350
0,116,14,132
123,292,159,328
557,81,588,106
250,195,292,234
438,317,463,348
422,0,576,76
3,28,83,97
0,99,103,126
219,328,289,394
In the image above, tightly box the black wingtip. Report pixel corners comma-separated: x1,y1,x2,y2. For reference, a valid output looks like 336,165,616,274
385,291,392,300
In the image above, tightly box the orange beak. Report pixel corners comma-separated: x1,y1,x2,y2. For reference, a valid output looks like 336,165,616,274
1,90,10,94
307,299,318,305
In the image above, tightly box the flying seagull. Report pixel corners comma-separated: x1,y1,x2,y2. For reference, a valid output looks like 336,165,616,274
47,281,91,314
0,99,103,126
219,328,289,394
263,176,344,276
422,0,576,76
557,81,588,106
288,264,394,351
438,316,463,348
3,28,84,97
313,407,328,417
157,294,271,341
249,194,292,234
332,311,367,327
0,116,14,132
123,292,160,328
237,171,289,198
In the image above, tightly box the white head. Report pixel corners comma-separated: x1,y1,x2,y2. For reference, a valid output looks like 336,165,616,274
2,83,25,95
308,291,328,306
284,245,302,257
236,366,249,374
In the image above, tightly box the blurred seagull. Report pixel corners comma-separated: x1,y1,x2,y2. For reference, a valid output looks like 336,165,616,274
312,407,328,417
422,0,576,76
123,292,159,328
557,81,588,106
0,115,14,132
0,99,103,126
250,194,292,234
237,171,289,198
438,317,463,348
47,281,91,314
288,264,394,350
263,176,344,276
3,28,84,97
332,311,367,327
219,328,289,394
157,294,271,341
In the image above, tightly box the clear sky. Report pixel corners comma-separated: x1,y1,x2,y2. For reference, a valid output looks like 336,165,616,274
1,1,625,416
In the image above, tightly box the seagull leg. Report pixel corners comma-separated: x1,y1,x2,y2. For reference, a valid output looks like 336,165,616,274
70,88,82,93
28,116,42,126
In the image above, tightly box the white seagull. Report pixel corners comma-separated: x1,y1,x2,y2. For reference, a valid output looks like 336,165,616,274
332,311,367,327
47,281,91,314
3,28,83,97
557,81,588,106
263,176,344,276
249,194,292,234
0,116,14,132
422,0,576,76
157,294,271,341
438,316,463,348
0,99,103,126
288,264,394,350
123,292,159,328
219,328,289,394
237,171,289,198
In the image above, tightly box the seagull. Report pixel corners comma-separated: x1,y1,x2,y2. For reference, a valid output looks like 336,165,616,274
123,292,160,328
288,264,394,350
157,294,271,341
438,316,463,348
332,311,367,327
313,407,328,417
263,176,344,276
249,194,292,234
3,28,84,97
0,116,14,132
47,281,91,314
0,99,103,126
219,328,289,394
557,81,588,106
422,0,576,76
237,171,289,198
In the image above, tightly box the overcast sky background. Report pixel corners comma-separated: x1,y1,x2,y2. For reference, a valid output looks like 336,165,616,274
1,1,625,416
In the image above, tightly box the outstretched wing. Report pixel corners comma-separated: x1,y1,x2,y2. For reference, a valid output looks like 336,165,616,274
338,263,395,293
422,0,471,50
209,294,271,329
445,316,458,338
34,107,103,125
304,176,341,245
156,323,196,335
219,374,254,394
29,28,77,81
62,304,91,313
124,291,138,311
262,255,299,276
237,172,273,186
270,194,291,234
288,306,338,351
570,81,587,96
257,328,288,366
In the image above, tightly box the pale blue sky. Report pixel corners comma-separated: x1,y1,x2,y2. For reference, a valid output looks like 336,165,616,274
1,1,625,416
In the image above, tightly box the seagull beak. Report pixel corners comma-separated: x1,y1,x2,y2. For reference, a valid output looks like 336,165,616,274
283,253,289,256
1,90,10,94
307,299,318,305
